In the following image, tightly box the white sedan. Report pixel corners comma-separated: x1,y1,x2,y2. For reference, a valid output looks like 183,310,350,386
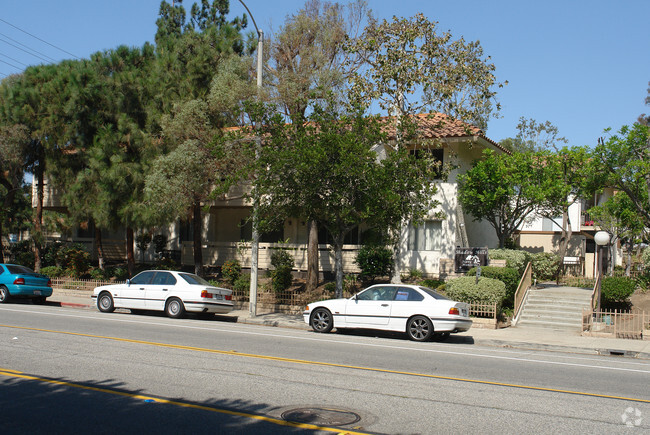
92,270,233,318
304,284,472,341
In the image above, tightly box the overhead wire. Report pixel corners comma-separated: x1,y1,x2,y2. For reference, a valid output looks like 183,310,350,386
0,17,79,60
0,31,58,63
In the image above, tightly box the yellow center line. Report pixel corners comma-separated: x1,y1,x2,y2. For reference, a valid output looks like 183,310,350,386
0,367,366,435
3,323,650,404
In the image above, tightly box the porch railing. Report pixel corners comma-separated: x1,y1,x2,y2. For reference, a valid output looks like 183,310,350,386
512,262,533,325
51,278,123,292
582,308,650,340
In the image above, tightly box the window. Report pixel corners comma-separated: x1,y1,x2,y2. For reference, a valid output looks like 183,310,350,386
130,271,155,285
408,221,442,251
357,286,397,301
152,272,176,286
395,287,424,301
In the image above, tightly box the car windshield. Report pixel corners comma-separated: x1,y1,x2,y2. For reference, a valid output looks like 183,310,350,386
418,286,449,300
179,273,212,286
6,265,35,274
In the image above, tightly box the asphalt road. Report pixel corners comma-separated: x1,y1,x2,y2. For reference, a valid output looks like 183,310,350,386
1,304,649,434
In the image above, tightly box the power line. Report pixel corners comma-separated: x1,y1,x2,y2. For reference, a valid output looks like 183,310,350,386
0,36,55,64
0,51,29,67
0,31,58,63
0,58,22,71
0,17,79,60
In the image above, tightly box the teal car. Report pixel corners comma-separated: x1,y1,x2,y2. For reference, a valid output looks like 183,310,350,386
0,263,53,304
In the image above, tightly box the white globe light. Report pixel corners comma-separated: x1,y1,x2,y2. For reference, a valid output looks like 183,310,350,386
594,231,610,246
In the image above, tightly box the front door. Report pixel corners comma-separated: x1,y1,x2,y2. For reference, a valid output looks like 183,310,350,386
144,271,177,310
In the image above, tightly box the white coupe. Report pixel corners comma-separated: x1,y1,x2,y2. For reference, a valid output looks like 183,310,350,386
92,270,233,318
304,284,472,341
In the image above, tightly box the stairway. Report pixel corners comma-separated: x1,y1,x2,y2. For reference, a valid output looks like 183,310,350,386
516,285,592,331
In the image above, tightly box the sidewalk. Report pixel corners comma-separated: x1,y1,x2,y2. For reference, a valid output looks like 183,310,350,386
47,290,650,359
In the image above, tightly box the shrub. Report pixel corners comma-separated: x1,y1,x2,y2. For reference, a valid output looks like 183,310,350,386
642,248,650,271
56,244,91,278
601,276,636,306
356,245,393,281
467,266,519,308
324,282,336,294
88,268,109,280
40,265,64,278
421,279,445,290
9,240,34,269
221,259,241,285
270,265,293,293
109,267,129,281
270,250,294,293
445,276,506,305
489,249,530,275
42,242,64,267
234,274,250,293
530,252,560,281
403,269,423,282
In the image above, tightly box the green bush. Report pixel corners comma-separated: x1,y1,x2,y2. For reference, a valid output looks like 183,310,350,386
421,279,445,290
9,240,34,269
601,276,636,306
270,249,294,269
109,267,129,281
221,259,241,285
642,249,650,271
530,252,560,281
88,268,109,280
445,276,506,305
40,265,64,278
324,282,336,294
270,265,293,293
467,266,519,308
234,274,250,293
56,244,90,278
355,245,393,281
489,249,530,275
42,242,64,267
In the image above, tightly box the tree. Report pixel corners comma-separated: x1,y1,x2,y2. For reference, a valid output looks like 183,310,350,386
589,192,646,276
591,123,650,228
345,13,505,282
499,117,567,153
638,82,649,126
255,102,439,296
265,0,371,291
458,150,551,248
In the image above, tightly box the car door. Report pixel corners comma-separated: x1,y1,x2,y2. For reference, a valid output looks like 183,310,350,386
388,287,425,328
344,286,397,326
144,271,177,310
117,271,154,309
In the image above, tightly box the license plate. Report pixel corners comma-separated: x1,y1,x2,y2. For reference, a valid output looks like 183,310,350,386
461,309,467,316
215,295,223,300
34,290,41,295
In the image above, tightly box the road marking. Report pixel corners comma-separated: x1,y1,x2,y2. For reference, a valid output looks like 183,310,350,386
2,323,649,404
0,367,369,435
2,306,650,371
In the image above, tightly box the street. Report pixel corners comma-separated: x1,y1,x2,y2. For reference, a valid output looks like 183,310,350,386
1,303,649,434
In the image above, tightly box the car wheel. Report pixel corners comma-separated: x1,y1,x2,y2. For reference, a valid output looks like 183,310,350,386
97,292,115,313
33,296,47,305
165,298,185,319
407,316,434,342
0,285,11,304
310,307,333,333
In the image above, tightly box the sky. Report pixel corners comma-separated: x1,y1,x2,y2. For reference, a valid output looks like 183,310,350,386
1,0,648,148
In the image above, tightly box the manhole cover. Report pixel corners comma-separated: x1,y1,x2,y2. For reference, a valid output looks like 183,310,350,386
281,407,361,426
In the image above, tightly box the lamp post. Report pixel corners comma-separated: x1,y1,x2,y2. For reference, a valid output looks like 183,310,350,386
594,231,610,314
238,0,263,317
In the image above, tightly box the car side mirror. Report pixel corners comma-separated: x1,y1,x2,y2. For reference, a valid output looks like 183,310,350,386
126,279,131,286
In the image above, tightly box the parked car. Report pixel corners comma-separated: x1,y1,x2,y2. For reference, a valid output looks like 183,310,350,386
303,284,472,341
0,263,53,304
92,270,233,318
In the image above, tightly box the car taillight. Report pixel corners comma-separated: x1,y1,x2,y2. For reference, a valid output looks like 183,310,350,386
449,307,460,315
201,290,213,298
13,278,25,285
225,294,232,301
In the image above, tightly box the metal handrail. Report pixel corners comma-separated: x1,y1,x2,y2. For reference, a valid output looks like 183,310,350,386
591,273,601,311
512,262,533,325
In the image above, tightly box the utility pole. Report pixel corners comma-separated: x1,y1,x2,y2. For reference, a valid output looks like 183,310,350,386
238,0,263,317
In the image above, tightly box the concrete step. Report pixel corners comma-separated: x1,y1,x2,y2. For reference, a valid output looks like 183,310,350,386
516,319,582,331
520,313,582,324
526,295,591,304
521,310,582,321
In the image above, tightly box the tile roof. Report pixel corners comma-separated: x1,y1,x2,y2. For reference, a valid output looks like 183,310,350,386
379,113,506,152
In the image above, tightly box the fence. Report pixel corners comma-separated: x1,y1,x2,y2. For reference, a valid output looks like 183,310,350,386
582,308,650,340
51,278,123,292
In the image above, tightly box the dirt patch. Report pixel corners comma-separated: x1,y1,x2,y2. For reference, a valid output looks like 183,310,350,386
631,289,650,311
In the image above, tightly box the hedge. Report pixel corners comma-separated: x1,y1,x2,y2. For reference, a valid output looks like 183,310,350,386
467,266,519,308
445,276,506,305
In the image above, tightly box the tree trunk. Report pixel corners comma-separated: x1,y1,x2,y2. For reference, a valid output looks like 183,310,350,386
193,200,203,276
95,226,104,270
333,234,345,298
390,225,402,284
126,227,135,277
626,240,632,277
33,163,44,272
306,220,319,291
0,216,4,263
